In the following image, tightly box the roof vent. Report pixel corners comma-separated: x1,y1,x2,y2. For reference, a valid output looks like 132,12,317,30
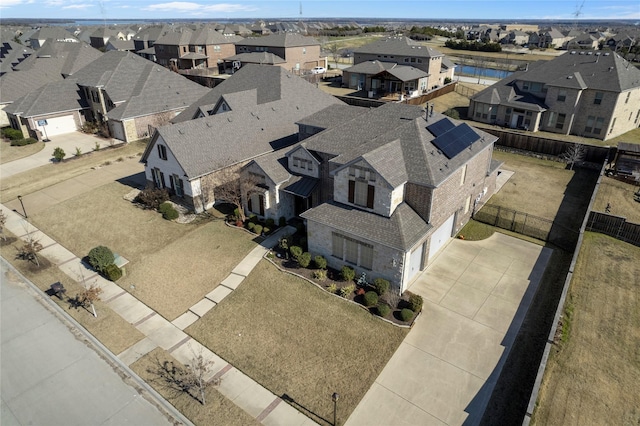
178,129,184,134
567,75,573,79
609,67,614,72
604,52,610,56
570,51,576,54
579,51,585,55
206,122,212,127
227,117,232,122
595,52,601,56
587,51,593,55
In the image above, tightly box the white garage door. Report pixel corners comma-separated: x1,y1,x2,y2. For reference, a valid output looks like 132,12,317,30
38,115,77,136
429,213,455,260
407,243,424,282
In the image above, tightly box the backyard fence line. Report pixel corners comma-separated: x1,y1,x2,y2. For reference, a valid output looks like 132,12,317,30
585,211,640,247
455,83,479,97
403,82,457,106
472,202,579,252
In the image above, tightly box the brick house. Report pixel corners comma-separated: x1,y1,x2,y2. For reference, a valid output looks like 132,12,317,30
343,36,455,95
229,33,325,73
140,64,343,212
468,50,640,141
240,103,499,293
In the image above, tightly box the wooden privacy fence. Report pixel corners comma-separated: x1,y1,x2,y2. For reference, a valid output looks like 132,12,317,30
585,211,640,247
473,202,579,251
403,82,457,106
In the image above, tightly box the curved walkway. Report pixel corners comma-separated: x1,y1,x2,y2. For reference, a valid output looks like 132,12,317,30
0,205,315,426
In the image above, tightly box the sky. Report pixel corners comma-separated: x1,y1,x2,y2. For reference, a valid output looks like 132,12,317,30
1,0,639,21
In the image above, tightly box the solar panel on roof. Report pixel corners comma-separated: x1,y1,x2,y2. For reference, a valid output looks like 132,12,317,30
427,119,455,137
431,123,480,159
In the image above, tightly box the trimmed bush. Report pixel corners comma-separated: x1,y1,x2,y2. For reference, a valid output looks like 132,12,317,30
10,138,37,146
247,222,255,231
104,263,122,281
377,303,391,317
409,294,424,312
2,128,23,140
290,245,303,260
400,308,414,322
88,246,115,273
341,265,355,282
298,252,311,268
373,278,390,296
312,269,327,281
314,255,327,270
340,284,355,298
363,291,378,307
249,214,259,224
327,283,337,294
53,147,65,162
265,218,275,229
279,216,287,227
443,108,460,119
158,202,179,220
253,224,263,235
135,187,170,210
263,227,270,235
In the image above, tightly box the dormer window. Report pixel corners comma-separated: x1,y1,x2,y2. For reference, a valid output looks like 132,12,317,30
293,156,313,171
348,165,376,182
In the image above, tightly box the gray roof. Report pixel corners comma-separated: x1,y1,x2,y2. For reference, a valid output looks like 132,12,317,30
236,33,320,48
144,65,344,178
384,65,428,81
295,104,365,129
302,103,497,188
15,40,103,76
251,145,293,184
283,175,318,198
354,36,443,58
133,25,169,43
472,84,547,112
155,26,242,47
0,41,34,74
5,78,87,117
106,38,135,51
301,201,432,251
29,27,77,43
343,60,395,74
71,51,208,120
224,51,285,64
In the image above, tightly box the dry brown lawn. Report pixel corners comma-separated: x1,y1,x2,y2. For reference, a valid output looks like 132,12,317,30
130,348,259,426
0,230,144,354
594,177,640,223
29,181,257,320
187,260,407,426
1,140,146,202
533,233,640,425
0,139,45,164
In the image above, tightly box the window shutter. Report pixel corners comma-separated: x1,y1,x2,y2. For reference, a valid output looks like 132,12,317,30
248,196,253,212
366,185,375,209
259,194,265,216
348,180,355,203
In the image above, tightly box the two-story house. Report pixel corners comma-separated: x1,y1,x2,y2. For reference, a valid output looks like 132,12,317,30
140,64,343,212
239,102,499,293
468,50,640,140
227,33,325,74
133,25,170,62
342,36,455,96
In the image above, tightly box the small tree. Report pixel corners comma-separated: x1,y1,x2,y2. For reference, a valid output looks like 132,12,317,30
561,143,586,171
0,210,6,241
75,284,103,317
186,349,215,405
53,147,66,162
329,42,340,68
16,225,43,266
211,164,261,222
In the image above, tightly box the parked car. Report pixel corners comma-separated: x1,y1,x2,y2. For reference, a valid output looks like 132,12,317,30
310,66,326,74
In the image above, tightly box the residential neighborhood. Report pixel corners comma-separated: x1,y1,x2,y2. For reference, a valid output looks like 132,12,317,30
1,12,639,426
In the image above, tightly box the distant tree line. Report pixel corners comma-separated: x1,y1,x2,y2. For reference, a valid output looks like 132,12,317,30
444,39,502,52
409,26,464,39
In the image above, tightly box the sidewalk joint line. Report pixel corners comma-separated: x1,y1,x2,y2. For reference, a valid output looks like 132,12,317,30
57,256,80,267
104,290,127,303
133,311,156,327
211,363,233,381
255,397,282,422
167,336,191,354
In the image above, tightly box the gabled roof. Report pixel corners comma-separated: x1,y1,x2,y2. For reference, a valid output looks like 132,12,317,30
250,144,296,184
14,40,103,77
301,201,431,251
224,51,285,64
295,104,365,129
29,27,77,43
4,78,87,117
354,36,443,58
133,25,169,43
382,65,428,82
106,38,135,51
236,33,320,48
343,60,395,74
0,41,33,75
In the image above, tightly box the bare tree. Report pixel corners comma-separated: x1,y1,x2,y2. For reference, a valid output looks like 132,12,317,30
74,284,103,318
16,223,43,266
328,42,341,68
185,350,215,405
212,165,262,222
561,143,586,171
0,210,6,241
152,349,215,405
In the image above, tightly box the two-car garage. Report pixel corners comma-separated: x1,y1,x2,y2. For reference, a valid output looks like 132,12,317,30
34,115,79,137
406,213,455,285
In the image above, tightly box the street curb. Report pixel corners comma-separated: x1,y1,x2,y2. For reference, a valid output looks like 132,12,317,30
1,256,194,426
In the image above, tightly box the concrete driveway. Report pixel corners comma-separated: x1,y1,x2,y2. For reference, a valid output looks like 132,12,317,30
1,131,117,179
346,233,552,426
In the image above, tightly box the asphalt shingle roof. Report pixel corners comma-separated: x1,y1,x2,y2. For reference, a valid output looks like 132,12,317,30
236,33,320,48
4,78,87,116
224,52,285,64
354,36,443,58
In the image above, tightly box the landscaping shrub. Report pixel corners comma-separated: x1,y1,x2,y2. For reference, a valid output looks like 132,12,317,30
312,269,327,281
88,246,115,273
158,202,179,220
363,291,378,307
247,222,255,231
104,263,122,281
263,227,270,235
265,218,275,229
298,252,311,268
377,303,391,317
253,224,263,235
341,265,355,282
340,284,355,298
400,308,414,322
53,147,65,162
232,208,241,221
327,283,337,294
249,214,258,224
314,255,327,270
443,108,460,120
290,245,303,260
2,128,23,140
135,187,170,210
10,138,37,146
279,216,287,227
373,278,390,296
409,294,424,312
299,237,307,250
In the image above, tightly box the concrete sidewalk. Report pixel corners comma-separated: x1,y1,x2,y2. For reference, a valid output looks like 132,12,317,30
1,132,116,180
1,206,315,426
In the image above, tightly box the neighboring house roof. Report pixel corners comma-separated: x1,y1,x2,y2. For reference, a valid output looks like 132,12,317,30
295,104,364,129
106,38,135,51
224,51,286,64
4,78,87,117
133,25,169,45
138,46,156,55
301,201,432,251
29,27,78,44
354,36,444,58
251,145,294,184
441,57,456,70
0,41,33,75
383,65,429,81
343,60,395,74
155,25,241,47
236,33,320,48
14,40,103,76
144,65,344,178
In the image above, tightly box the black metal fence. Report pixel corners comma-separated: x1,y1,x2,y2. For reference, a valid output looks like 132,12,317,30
585,211,640,247
473,202,579,251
